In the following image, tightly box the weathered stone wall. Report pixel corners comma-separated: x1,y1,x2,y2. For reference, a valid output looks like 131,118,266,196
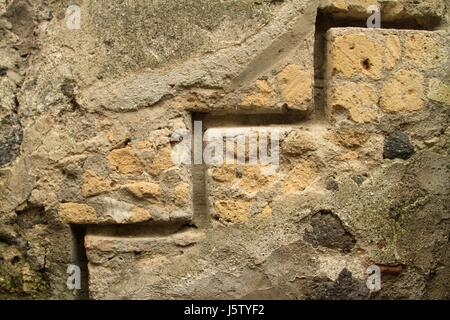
0,0,448,299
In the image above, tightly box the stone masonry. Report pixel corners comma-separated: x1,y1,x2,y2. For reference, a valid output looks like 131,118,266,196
0,0,449,299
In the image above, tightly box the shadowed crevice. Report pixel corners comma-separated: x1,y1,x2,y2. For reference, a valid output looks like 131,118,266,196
70,225,89,300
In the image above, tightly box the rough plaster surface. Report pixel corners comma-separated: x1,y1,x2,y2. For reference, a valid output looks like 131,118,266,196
0,0,449,299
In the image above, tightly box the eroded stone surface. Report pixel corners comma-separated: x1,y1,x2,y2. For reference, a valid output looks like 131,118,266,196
0,0,449,300
205,126,323,225
86,149,450,299
58,203,97,224
326,28,448,123
320,0,446,24
383,131,415,160
276,64,313,110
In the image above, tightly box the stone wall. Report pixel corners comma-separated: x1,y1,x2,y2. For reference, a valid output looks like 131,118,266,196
0,0,448,299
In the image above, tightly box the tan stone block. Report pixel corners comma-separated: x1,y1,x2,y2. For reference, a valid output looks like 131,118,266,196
327,82,378,123
385,35,401,70
326,29,446,80
239,165,273,193
256,205,272,220
327,0,350,10
336,151,359,161
58,203,97,224
327,28,446,119
174,182,190,207
321,0,445,22
322,0,377,12
128,207,152,223
171,92,210,112
81,170,115,197
214,199,252,223
85,229,204,254
29,188,58,208
211,165,237,183
327,32,384,79
283,159,317,193
85,229,205,299
107,147,144,174
380,69,424,113
282,130,317,155
206,126,300,223
123,182,160,199
134,140,151,150
241,80,276,108
148,145,174,176
276,64,312,110
95,197,154,224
